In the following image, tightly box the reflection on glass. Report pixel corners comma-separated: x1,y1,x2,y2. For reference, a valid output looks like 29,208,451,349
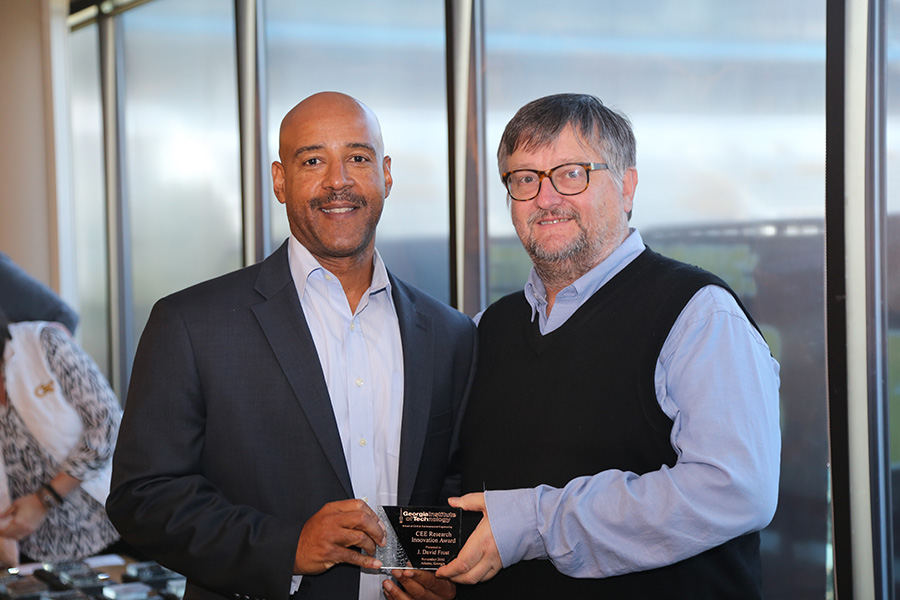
120,0,242,349
887,2,900,596
484,2,827,598
265,0,450,302
68,24,110,379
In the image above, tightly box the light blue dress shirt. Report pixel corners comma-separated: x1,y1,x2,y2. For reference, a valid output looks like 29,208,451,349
287,236,403,599
483,228,782,578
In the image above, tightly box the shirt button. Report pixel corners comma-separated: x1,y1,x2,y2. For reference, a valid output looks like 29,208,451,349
359,438,367,447
356,377,364,387
324,274,332,281
362,496,369,503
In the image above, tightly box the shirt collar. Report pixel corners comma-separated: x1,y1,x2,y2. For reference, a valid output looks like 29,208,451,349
523,227,646,321
287,235,392,301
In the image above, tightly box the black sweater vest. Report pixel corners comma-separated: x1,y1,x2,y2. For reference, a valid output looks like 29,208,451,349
457,249,763,599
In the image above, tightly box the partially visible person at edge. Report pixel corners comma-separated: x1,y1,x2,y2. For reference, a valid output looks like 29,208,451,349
0,252,79,333
436,93,781,599
0,306,124,566
106,92,476,600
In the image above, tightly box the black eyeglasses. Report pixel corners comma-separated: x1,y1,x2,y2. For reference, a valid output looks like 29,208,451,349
501,162,608,201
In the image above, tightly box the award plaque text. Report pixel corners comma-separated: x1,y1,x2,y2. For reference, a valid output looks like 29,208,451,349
375,506,462,571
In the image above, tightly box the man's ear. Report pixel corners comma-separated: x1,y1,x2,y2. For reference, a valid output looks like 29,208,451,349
622,167,638,214
272,161,286,204
383,155,393,198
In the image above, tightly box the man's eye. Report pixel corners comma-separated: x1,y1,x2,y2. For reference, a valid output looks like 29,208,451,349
556,166,585,181
517,173,536,185
350,155,369,163
303,157,321,166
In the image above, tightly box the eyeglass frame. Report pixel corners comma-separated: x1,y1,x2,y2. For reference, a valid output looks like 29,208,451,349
500,162,609,202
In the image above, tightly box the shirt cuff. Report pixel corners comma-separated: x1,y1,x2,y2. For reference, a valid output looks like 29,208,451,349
290,575,302,595
484,488,547,568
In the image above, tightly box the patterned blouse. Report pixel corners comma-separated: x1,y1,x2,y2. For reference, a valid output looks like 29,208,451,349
0,325,122,561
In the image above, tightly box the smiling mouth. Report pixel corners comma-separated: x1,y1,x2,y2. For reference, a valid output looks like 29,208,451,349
528,209,578,228
538,217,572,225
312,191,368,215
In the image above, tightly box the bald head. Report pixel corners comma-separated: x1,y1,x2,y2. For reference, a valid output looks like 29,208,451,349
278,92,386,162
270,92,393,276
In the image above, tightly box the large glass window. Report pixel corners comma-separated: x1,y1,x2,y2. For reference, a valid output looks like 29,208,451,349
68,22,110,378
265,0,450,302
120,0,243,348
483,2,828,597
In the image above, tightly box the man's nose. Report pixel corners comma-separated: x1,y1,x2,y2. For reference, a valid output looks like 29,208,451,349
324,161,352,189
533,176,564,209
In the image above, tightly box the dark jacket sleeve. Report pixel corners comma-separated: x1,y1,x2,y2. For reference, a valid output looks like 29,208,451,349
106,297,300,600
440,314,477,503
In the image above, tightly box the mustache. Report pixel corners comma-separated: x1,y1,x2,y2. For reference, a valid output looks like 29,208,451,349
310,191,369,210
526,208,579,228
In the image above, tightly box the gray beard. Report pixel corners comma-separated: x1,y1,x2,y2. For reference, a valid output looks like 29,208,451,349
521,212,599,290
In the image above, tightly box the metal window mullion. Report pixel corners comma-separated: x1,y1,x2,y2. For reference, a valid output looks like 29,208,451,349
448,0,487,315
826,0,852,592
98,11,133,400
865,0,891,596
445,0,459,308
835,0,890,597
235,0,271,266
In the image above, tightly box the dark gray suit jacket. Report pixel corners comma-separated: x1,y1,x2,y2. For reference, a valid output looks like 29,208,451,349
107,242,477,600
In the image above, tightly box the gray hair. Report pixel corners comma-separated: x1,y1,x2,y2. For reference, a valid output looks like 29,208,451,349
497,93,636,192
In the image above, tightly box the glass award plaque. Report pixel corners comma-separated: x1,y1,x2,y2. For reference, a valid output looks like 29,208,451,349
375,506,462,571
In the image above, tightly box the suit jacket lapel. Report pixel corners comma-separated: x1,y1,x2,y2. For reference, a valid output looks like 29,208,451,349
392,276,434,505
251,242,354,499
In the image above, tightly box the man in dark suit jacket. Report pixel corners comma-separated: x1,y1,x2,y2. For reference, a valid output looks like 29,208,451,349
107,92,476,600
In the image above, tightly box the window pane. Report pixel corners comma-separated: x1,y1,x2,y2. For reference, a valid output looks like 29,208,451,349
265,0,450,302
484,2,827,597
68,23,111,379
121,0,243,349
887,1,900,596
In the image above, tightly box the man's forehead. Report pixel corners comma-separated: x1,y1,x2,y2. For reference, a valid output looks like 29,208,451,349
281,115,384,160
519,123,594,150
508,128,597,161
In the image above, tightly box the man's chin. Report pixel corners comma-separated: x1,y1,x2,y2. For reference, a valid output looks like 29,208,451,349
320,235,378,260
525,237,585,264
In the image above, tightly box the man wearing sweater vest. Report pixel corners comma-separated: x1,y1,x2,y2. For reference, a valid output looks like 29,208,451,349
437,93,781,598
